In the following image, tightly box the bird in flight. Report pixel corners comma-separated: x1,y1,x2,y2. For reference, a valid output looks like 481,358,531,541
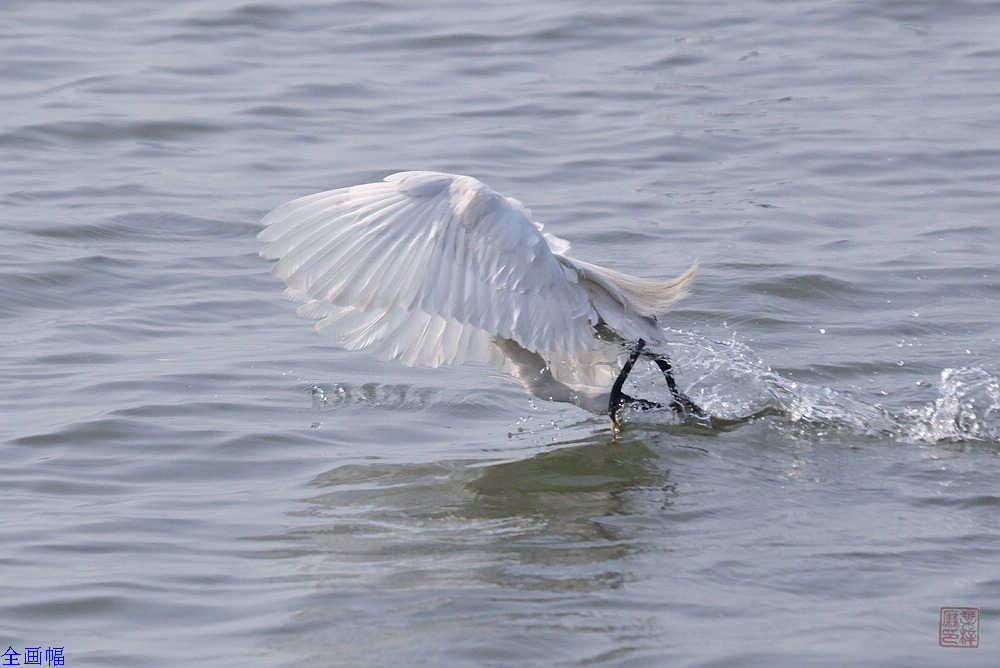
259,171,706,426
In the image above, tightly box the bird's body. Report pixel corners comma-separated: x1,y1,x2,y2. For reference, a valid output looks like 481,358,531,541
259,171,701,421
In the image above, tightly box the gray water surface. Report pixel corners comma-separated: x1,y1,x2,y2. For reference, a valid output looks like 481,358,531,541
3,1,1000,666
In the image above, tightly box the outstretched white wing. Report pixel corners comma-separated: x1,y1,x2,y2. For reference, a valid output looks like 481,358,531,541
259,171,600,367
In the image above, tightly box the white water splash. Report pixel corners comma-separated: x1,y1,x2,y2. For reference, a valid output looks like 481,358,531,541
307,382,436,410
900,367,1000,443
638,332,1000,444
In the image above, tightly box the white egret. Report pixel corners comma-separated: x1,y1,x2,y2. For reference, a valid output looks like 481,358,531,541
259,171,705,424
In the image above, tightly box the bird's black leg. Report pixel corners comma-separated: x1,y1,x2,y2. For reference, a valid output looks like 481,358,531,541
648,353,707,418
609,338,709,427
609,340,661,426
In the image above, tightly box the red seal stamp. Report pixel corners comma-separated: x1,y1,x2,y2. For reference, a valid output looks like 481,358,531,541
940,607,979,648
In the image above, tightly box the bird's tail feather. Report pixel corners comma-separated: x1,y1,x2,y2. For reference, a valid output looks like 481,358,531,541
568,259,696,317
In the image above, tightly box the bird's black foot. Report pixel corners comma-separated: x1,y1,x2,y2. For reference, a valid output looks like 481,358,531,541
609,339,710,428
616,393,664,412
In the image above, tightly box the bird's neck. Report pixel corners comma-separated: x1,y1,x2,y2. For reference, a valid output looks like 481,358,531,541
491,337,611,414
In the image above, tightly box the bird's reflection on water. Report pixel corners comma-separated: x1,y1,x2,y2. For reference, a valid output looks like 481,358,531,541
467,437,670,520
292,435,676,592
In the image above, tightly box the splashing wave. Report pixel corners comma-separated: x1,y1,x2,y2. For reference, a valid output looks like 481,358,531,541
649,331,1000,444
